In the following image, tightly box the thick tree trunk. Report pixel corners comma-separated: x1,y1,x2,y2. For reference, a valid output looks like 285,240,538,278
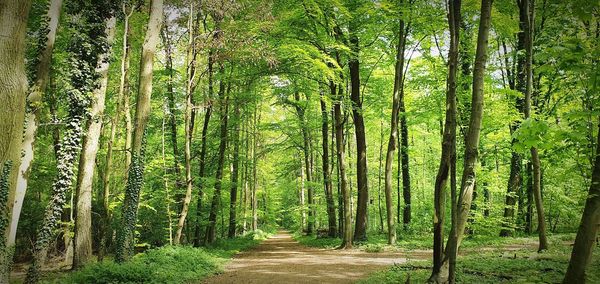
11,0,62,250
0,1,32,281
563,121,600,283
228,104,241,238
333,82,352,249
205,67,229,244
430,0,460,279
431,0,493,282
115,0,163,263
73,17,116,269
348,33,369,242
384,15,407,245
321,93,337,237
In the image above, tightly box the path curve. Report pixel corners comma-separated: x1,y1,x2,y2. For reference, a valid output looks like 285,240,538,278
203,230,419,284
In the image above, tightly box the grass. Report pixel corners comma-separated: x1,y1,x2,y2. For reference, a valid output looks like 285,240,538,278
295,230,600,283
359,235,600,283
26,230,270,284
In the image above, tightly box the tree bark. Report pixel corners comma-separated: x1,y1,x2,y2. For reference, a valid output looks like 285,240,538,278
11,0,62,250
99,4,133,260
73,16,116,269
193,52,214,247
563,121,600,283
332,81,352,249
115,0,163,263
384,14,407,245
228,103,241,238
0,0,32,281
348,32,369,241
321,93,337,237
175,3,198,245
293,92,314,234
520,0,548,252
430,0,460,279
431,0,493,282
205,66,229,244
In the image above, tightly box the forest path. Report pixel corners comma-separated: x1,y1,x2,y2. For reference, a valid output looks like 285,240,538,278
202,230,421,284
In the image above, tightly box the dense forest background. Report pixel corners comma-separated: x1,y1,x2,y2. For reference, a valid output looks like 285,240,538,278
0,0,599,283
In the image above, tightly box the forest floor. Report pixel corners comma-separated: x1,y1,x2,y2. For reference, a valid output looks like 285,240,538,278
202,230,421,284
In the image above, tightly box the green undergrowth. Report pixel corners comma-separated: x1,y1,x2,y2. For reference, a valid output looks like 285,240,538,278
295,230,576,252
36,231,269,284
360,239,600,283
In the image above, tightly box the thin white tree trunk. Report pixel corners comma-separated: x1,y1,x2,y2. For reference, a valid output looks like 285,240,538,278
10,0,63,247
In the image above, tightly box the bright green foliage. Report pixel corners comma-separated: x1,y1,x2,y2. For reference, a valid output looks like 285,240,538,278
45,234,262,284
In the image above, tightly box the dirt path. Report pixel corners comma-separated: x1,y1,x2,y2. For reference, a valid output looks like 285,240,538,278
203,230,423,284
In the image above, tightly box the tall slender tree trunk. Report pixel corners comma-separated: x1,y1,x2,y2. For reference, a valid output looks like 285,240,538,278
378,116,385,233
399,94,411,227
193,54,214,246
252,105,259,231
348,32,369,241
0,1,32,281
205,66,229,244
384,14,407,245
228,103,241,238
115,0,163,263
563,120,600,283
293,92,314,234
331,81,352,248
73,17,116,269
520,0,548,252
11,0,62,250
161,19,182,188
321,93,337,237
431,0,493,282
430,0,460,279
99,5,133,260
175,3,198,245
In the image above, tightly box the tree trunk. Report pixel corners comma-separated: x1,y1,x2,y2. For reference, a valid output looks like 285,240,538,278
174,3,198,245
431,0,493,282
73,16,116,269
99,5,133,260
193,35,217,246
520,0,548,252
252,105,259,231
430,0,460,279
293,92,314,234
384,15,407,245
11,0,62,250
348,33,369,242
563,121,600,283
161,19,182,205
228,103,241,238
378,117,385,233
205,66,229,244
332,81,352,249
0,1,32,281
399,95,411,227
115,0,163,263
321,93,337,237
